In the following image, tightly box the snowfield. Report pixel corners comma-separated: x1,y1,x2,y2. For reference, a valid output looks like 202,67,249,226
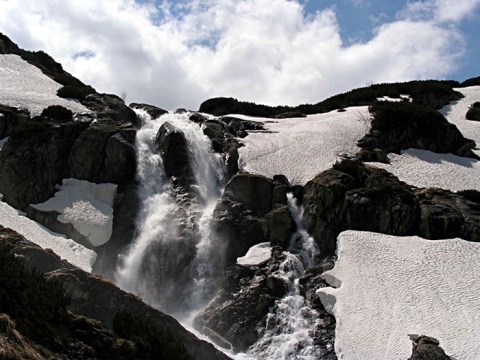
237,106,370,185
318,230,480,360
0,54,90,116
31,179,117,247
370,86,480,191
0,200,96,272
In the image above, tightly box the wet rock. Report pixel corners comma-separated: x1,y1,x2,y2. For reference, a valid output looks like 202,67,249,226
155,121,194,194
81,93,138,125
0,104,31,139
262,205,296,248
129,102,168,119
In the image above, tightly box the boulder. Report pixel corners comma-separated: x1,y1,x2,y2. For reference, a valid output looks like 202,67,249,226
0,104,31,139
262,205,296,248
466,105,480,121
129,102,168,119
223,174,273,217
155,121,194,194
408,335,451,360
302,160,419,256
275,111,306,119
81,93,138,125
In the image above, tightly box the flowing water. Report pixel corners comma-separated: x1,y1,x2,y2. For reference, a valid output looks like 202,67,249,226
115,110,225,318
244,193,322,360
115,111,324,358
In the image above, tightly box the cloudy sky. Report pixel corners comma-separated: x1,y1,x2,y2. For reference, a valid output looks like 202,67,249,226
0,0,479,110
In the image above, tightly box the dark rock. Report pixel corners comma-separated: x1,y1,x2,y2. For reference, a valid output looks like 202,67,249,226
356,148,389,163
69,121,136,192
175,108,188,114
272,184,289,206
276,111,306,119
0,121,89,210
262,205,296,248
0,104,31,139
466,106,480,121
0,226,230,360
222,116,265,136
292,184,304,204
129,102,168,119
358,102,478,160
190,112,210,123
81,93,138,126
194,251,287,353
408,335,451,360
223,173,273,217
417,188,480,242
302,160,419,256
273,174,292,189
155,121,194,194
93,184,140,278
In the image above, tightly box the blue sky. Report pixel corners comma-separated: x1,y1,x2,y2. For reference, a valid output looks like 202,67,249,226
0,0,479,109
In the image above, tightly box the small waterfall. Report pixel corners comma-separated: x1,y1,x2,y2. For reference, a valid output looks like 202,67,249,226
246,193,322,360
115,109,225,317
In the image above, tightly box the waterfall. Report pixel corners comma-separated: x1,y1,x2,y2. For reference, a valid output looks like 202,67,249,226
115,109,225,317
246,193,322,360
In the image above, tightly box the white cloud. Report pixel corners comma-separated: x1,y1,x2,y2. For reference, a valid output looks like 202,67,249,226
0,0,476,109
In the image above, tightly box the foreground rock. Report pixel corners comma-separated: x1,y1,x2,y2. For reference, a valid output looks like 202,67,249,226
0,225,230,360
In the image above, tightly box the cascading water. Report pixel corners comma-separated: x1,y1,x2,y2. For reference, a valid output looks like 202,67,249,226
244,193,324,360
115,109,225,318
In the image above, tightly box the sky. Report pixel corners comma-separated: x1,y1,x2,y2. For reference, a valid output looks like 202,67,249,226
0,0,479,110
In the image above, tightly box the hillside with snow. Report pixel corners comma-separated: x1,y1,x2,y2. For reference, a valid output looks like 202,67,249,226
1,32,480,360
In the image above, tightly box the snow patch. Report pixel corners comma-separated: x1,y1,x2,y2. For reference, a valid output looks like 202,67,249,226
441,86,480,146
237,107,371,185
237,242,272,266
317,230,480,360
376,94,411,102
0,200,96,272
0,54,90,116
31,179,117,247
370,148,480,191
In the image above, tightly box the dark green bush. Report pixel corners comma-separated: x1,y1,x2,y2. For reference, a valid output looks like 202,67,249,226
457,189,480,203
368,101,447,134
460,76,480,87
41,105,73,122
57,84,95,100
113,310,193,360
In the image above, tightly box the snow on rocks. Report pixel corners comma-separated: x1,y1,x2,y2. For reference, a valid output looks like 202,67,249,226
0,199,96,272
237,242,272,266
31,179,117,247
317,230,480,360
0,54,90,116
237,107,371,185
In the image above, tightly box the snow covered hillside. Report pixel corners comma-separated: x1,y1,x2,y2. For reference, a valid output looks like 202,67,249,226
237,106,370,185
0,54,89,116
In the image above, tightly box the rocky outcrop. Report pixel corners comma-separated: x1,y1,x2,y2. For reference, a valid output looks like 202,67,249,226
130,102,168,119
408,335,451,360
194,249,287,352
302,160,480,257
275,111,306,119
358,102,478,162
0,226,230,360
0,104,31,139
156,121,195,196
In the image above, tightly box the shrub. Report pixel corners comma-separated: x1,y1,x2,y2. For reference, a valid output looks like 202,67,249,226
113,310,193,360
41,105,73,122
457,189,480,203
460,76,480,87
57,84,95,100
